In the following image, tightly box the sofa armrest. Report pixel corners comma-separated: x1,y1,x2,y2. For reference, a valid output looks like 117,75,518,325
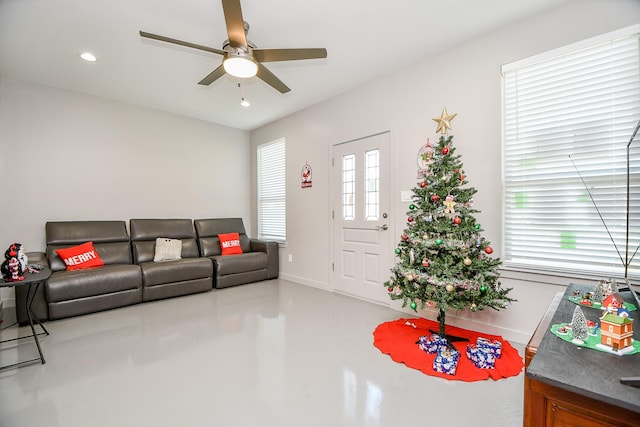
250,239,279,279
26,251,48,267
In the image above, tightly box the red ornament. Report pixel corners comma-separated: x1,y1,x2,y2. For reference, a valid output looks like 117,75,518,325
441,147,449,155
484,246,494,254
422,259,429,267
388,287,394,293
430,194,440,202
453,217,462,225
402,233,409,241
407,217,413,222
420,181,426,188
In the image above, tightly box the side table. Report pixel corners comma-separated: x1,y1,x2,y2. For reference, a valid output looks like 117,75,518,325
0,266,51,371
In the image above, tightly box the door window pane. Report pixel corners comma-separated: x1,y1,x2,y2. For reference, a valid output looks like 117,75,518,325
342,154,355,220
365,149,380,221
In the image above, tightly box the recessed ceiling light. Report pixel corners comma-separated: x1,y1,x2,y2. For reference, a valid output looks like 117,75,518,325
80,52,98,62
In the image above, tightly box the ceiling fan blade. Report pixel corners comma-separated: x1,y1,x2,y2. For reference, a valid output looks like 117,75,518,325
221,0,247,48
253,48,327,63
198,65,227,85
140,31,225,56
256,64,290,94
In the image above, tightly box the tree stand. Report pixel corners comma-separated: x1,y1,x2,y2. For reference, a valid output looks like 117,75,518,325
429,309,469,347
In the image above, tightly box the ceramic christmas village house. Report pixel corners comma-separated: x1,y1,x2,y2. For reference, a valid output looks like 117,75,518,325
600,310,634,351
595,282,635,352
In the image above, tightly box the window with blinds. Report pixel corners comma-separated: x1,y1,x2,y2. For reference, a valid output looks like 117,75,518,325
502,26,640,281
257,138,286,242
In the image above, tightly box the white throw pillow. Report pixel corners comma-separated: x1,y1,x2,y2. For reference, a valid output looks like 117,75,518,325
153,238,182,262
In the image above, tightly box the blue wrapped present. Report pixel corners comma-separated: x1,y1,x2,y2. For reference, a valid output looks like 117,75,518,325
433,347,460,375
476,337,502,358
417,334,448,354
466,344,496,369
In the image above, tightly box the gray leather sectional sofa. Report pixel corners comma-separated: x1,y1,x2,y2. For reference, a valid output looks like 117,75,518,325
17,218,279,323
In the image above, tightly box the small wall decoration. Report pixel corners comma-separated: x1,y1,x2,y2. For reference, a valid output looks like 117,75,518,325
301,162,312,188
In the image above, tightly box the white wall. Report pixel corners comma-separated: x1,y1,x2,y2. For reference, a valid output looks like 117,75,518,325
0,77,250,304
250,0,640,343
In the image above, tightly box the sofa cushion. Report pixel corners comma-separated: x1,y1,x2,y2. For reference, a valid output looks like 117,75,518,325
153,238,182,262
219,232,243,255
46,221,129,245
130,219,199,263
212,252,267,275
194,218,252,257
139,257,213,287
46,265,142,303
55,242,105,271
48,241,133,272
46,221,133,272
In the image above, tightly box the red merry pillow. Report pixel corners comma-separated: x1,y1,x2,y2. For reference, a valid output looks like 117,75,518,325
55,241,105,271
219,232,243,255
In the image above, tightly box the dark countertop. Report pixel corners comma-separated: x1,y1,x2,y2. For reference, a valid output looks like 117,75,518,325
527,282,640,413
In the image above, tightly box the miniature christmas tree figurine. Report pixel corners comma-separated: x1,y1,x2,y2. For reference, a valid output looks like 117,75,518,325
590,283,604,304
385,108,514,338
570,306,589,343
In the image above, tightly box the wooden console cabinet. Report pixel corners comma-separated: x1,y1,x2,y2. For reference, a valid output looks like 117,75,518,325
524,284,640,427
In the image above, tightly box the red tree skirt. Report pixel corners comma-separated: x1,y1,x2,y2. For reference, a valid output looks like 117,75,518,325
373,317,524,381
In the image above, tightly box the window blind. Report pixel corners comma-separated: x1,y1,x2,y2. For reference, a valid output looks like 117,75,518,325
502,27,640,281
257,138,286,242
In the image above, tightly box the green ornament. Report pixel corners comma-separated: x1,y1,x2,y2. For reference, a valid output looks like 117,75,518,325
480,285,487,293
410,301,418,311
474,224,481,230
409,204,415,210
394,248,401,255
435,238,443,245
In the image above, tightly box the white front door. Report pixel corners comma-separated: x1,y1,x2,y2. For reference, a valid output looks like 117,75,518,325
332,132,392,305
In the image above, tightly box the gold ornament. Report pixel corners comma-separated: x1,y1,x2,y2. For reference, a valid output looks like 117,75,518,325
463,258,472,266
445,284,455,292
433,107,457,134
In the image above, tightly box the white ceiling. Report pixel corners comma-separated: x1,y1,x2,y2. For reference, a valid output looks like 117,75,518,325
0,0,571,131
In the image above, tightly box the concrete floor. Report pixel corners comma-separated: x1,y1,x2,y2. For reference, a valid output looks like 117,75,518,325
0,279,525,427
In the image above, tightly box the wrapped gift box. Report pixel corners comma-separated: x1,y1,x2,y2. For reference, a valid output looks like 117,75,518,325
466,344,496,369
417,333,449,354
476,337,502,358
433,347,460,375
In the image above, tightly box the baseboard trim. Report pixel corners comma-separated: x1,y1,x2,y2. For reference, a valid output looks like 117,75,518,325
280,275,530,345
278,273,329,291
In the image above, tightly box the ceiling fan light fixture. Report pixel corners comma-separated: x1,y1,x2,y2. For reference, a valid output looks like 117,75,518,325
223,51,258,78
80,52,98,62
240,98,251,107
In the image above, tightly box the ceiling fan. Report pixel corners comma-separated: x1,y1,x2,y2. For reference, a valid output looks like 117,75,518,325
140,0,327,94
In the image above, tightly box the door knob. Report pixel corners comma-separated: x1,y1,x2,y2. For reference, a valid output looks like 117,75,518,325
376,224,388,231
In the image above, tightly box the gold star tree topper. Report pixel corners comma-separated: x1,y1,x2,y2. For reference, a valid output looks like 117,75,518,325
433,107,457,134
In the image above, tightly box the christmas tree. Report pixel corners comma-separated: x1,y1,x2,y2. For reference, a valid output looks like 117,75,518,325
385,108,514,338
570,306,588,342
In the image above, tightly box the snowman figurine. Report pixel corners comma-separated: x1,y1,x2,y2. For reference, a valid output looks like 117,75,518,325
1,243,27,281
